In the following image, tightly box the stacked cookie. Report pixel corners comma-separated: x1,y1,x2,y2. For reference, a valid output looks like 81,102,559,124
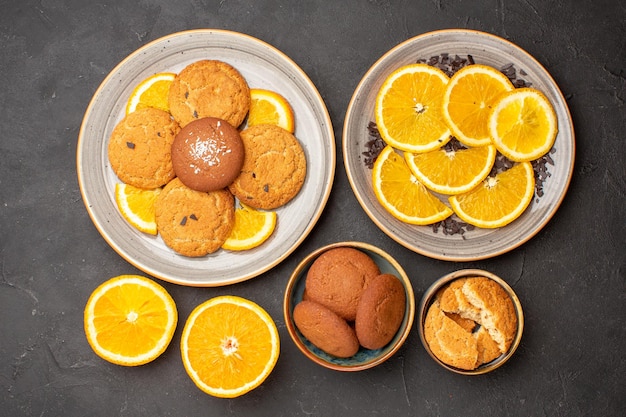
108,60,306,257
423,276,518,370
293,248,406,358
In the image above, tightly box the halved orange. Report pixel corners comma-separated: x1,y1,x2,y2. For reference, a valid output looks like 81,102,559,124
222,203,277,251
115,183,161,235
84,275,178,366
126,72,176,114
442,64,514,147
448,161,535,228
489,87,558,162
373,145,453,225
375,63,451,153
405,144,497,195
180,296,280,398
248,89,295,132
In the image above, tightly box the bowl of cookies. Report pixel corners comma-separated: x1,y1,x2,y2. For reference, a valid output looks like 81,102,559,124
418,269,523,375
284,241,415,371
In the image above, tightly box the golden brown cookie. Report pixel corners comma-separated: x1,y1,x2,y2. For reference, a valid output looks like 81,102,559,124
304,247,380,322
107,108,179,189
228,124,307,210
293,300,360,358
355,274,406,350
439,277,517,354
171,117,245,192
168,60,250,128
154,178,234,257
461,277,517,353
424,301,478,370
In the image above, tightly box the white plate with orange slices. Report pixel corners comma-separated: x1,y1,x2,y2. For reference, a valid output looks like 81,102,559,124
343,29,575,261
78,29,335,286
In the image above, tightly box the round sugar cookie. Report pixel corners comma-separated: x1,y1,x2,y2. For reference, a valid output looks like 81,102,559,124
155,178,235,257
168,60,250,128
228,124,307,210
108,108,179,189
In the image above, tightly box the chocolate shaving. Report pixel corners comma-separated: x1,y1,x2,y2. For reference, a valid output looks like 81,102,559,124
180,216,187,226
189,214,198,221
126,141,135,149
263,184,269,192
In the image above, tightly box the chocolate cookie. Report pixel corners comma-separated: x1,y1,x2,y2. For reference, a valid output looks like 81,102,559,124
168,60,250,128
304,247,380,321
355,274,406,350
293,300,360,358
171,117,245,192
154,178,235,257
228,124,306,210
108,108,179,189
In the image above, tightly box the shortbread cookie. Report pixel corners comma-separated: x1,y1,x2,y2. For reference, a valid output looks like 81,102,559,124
293,300,360,358
108,108,179,189
305,247,380,321
228,124,306,210
171,117,245,192
355,274,406,350
424,301,479,370
154,178,234,257
168,60,250,128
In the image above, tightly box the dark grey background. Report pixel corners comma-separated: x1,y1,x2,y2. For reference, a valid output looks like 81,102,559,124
1,0,624,416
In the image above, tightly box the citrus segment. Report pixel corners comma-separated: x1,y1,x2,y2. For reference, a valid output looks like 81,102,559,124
222,203,277,251
84,275,178,366
375,63,451,153
126,72,176,114
442,64,514,147
248,89,295,132
448,161,535,228
115,183,161,235
372,145,453,225
405,144,497,195
489,88,558,162
180,296,280,398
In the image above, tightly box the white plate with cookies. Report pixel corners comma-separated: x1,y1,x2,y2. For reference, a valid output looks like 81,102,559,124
78,29,335,286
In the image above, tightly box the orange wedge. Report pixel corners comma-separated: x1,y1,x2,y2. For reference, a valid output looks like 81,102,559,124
115,183,161,235
248,89,295,132
126,72,176,114
442,64,514,147
372,145,453,225
375,63,451,153
448,161,535,228
84,275,178,366
180,296,280,398
222,203,277,251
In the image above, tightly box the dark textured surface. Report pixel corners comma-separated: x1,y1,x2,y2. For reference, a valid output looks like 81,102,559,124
1,0,624,415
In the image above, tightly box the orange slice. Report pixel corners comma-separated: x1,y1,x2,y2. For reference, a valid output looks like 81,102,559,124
372,145,453,225
405,144,497,195
489,87,558,162
84,275,178,366
448,161,535,228
248,89,295,132
180,296,280,398
375,63,451,153
126,72,176,114
115,183,161,235
222,203,277,251
442,64,514,147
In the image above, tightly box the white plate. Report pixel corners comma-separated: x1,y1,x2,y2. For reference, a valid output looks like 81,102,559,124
77,30,335,286
343,29,574,261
